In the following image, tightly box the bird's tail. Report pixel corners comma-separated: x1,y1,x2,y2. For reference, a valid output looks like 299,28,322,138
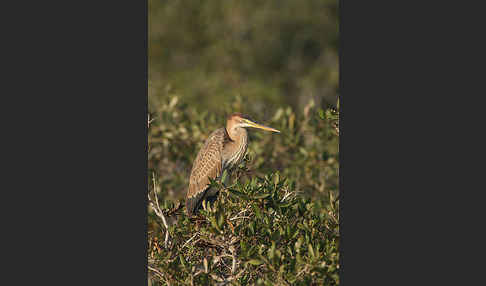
185,196,196,217
185,190,205,217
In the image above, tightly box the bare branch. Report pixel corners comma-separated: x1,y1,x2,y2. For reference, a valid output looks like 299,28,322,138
148,113,155,128
148,174,170,248
229,216,251,221
229,206,250,221
180,233,198,250
230,245,237,275
148,266,169,285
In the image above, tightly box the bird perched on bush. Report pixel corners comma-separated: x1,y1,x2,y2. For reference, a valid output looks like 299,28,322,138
185,113,280,216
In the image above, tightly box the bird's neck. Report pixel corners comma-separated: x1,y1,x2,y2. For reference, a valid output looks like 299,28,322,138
226,124,247,142
223,126,248,169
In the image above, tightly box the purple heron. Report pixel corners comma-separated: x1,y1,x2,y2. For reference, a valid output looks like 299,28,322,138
185,113,280,216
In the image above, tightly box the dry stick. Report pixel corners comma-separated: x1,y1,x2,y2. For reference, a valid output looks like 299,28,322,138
229,216,251,221
230,248,237,275
229,206,250,221
180,233,198,250
147,117,170,247
147,113,156,130
148,266,169,285
280,189,293,202
220,256,232,274
149,174,170,248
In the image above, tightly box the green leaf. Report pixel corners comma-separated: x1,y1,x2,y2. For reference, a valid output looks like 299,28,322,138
221,169,228,185
253,205,262,219
296,253,303,265
247,259,263,266
295,239,302,253
299,147,308,156
253,193,271,200
217,213,225,229
291,229,300,239
228,189,250,200
250,177,258,189
278,201,295,208
208,176,219,188
241,240,248,255
270,230,280,242
179,254,187,269
308,244,315,259
287,246,293,256
249,221,255,235
263,216,270,225
247,245,257,257
210,216,220,232
274,172,280,185
268,242,276,260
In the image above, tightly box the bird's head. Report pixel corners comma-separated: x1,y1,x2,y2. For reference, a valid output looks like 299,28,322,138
227,113,280,133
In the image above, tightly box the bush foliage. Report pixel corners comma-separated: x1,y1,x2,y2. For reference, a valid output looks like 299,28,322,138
148,97,339,285
149,0,339,113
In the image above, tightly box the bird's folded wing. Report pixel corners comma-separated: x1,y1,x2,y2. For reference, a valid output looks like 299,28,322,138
186,128,225,214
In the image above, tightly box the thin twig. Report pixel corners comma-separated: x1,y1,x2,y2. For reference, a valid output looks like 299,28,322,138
230,246,237,275
280,191,292,202
229,207,250,221
148,114,155,128
148,173,170,248
229,216,251,221
148,266,168,285
181,233,198,250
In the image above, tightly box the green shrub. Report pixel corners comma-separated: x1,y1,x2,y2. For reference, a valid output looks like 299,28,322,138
148,96,339,285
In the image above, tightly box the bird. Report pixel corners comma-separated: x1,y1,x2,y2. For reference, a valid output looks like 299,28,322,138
185,112,280,216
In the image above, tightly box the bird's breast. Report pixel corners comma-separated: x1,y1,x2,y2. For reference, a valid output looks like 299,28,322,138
223,135,248,170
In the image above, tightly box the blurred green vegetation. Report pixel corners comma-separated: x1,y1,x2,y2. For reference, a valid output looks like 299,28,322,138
148,1,339,284
149,0,339,116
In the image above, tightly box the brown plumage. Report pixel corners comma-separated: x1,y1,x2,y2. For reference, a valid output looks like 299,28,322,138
185,113,280,216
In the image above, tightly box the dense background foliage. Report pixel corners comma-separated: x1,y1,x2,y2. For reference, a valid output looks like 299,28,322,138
149,0,339,117
148,1,339,284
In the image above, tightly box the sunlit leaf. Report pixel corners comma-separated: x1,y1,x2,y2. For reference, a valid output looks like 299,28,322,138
247,259,263,266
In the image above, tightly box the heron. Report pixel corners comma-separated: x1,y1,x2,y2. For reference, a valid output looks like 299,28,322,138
185,113,280,216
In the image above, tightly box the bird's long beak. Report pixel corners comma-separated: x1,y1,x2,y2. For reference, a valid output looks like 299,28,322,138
244,119,280,133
